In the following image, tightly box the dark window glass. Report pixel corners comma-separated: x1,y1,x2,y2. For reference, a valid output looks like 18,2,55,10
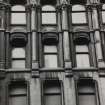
43,81,62,105
9,82,27,105
77,80,97,105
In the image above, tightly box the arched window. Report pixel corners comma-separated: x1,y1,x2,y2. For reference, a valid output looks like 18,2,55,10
43,80,62,105
11,47,26,68
44,44,58,68
11,5,26,25
42,5,56,25
8,81,28,105
72,5,87,24
75,44,90,67
74,33,90,68
42,33,59,68
77,79,99,105
102,4,105,23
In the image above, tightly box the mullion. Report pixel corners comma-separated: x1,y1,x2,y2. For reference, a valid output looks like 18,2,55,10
72,11,86,13
11,11,26,13
12,58,26,60
78,92,95,95
44,93,61,95
44,52,57,54
42,11,56,13
9,94,27,97
76,52,89,54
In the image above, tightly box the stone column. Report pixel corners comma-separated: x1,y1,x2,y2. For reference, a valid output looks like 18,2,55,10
92,4,105,67
31,4,39,76
0,4,7,69
0,31,5,69
61,4,71,69
86,5,97,67
56,5,63,67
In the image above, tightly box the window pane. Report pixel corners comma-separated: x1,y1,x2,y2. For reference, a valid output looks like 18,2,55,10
79,95,96,105
76,45,88,52
12,48,25,58
72,13,86,24
72,5,85,11
78,85,94,93
9,96,27,105
102,11,105,23
12,5,25,11
42,5,55,11
10,87,26,95
44,95,61,105
9,84,27,105
76,54,90,67
102,4,105,9
44,55,58,68
12,60,25,68
44,85,61,93
44,45,57,53
42,13,56,24
11,13,26,24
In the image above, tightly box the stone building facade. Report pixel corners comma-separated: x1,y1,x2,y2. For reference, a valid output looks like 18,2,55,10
0,0,105,105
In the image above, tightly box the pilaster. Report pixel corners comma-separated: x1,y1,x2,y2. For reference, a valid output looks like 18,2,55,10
61,3,71,69
91,4,105,68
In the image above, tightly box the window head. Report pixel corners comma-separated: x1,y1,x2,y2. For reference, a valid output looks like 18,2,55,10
42,33,58,45
74,33,90,45
10,32,27,47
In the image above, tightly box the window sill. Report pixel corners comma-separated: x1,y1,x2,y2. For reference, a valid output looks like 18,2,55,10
39,67,64,72
6,68,31,73
72,67,98,71
0,28,5,31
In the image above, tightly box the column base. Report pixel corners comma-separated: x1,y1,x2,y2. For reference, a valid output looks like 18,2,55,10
65,70,73,77
0,62,5,69
64,61,72,69
98,60,105,68
32,61,39,78
32,70,39,78
32,61,39,70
